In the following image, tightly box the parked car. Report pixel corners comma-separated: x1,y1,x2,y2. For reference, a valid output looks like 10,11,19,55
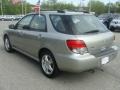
0,15,24,21
5,15,15,21
14,15,24,21
0,15,15,21
110,16,120,31
0,15,6,21
98,13,113,28
3,11,118,78
98,13,120,29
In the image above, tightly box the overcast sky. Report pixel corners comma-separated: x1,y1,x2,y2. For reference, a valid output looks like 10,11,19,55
26,0,119,5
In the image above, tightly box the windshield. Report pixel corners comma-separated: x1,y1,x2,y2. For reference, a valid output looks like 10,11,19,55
50,15,108,35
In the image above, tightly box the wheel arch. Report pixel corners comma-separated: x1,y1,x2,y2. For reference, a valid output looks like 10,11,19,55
38,48,59,67
38,48,54,58
3,34,9,40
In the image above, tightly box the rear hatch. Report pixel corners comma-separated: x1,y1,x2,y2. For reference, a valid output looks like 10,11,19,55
49,14,115,55
75,31,114,55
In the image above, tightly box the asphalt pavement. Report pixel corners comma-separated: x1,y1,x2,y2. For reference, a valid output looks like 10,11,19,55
0,21,120,90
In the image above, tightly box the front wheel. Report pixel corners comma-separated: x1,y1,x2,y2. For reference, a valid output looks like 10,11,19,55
110,27,115,32
39,51,59,78
4,36,13,52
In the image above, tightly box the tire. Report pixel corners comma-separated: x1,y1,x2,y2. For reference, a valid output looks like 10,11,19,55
110,27,115,32
4,36,13,52
39,50,59,78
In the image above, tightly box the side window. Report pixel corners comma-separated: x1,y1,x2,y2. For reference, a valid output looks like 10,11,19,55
50,15,66,33
16,15,34,30
30,15,46,32
50,15,73,34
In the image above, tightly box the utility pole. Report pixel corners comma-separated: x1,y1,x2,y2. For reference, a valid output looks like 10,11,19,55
0,0,3,15
38,0,41,16
22,0,24,15
79,0,82,10
89,0,92,12
82,0,85,8
108,0,111,13
25,0,27,15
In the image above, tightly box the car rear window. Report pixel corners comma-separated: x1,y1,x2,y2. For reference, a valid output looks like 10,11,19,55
50,14,108,35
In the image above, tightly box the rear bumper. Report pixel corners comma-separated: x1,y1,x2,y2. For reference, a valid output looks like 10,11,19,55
55,46,118,72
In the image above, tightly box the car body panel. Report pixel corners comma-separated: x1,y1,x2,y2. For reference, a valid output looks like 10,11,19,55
75,32,114,55
55,47,117,72
98,13,120,29
110,18,120,30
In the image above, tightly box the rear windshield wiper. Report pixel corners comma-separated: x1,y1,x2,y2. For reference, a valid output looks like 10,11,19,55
84,30,99,33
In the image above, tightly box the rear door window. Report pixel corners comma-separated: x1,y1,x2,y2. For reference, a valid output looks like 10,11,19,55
50,15,73,34
30,15,46,32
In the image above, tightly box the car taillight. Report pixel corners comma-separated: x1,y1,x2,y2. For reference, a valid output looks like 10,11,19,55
66,40,88,55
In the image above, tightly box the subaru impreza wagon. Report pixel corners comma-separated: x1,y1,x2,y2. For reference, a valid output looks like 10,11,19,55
3,11,118,78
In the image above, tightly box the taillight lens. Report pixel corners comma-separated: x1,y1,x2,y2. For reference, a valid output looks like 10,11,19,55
66,40,88,55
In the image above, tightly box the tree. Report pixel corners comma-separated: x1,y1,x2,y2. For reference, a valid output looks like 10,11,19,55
105,2,120,13
41,2,78,11
87,0,106,15
0,0,32,15
0,0,120,15
49,0,57,4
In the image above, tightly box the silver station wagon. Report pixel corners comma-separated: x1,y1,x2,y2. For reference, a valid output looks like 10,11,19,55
3,11,118,78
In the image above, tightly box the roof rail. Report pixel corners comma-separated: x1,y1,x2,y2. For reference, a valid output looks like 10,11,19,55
73,10,89,13
57,10,65,13
40,9,55,11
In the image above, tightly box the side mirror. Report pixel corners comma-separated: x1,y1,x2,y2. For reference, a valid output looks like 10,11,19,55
22,25,30,29
9,24,15,29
